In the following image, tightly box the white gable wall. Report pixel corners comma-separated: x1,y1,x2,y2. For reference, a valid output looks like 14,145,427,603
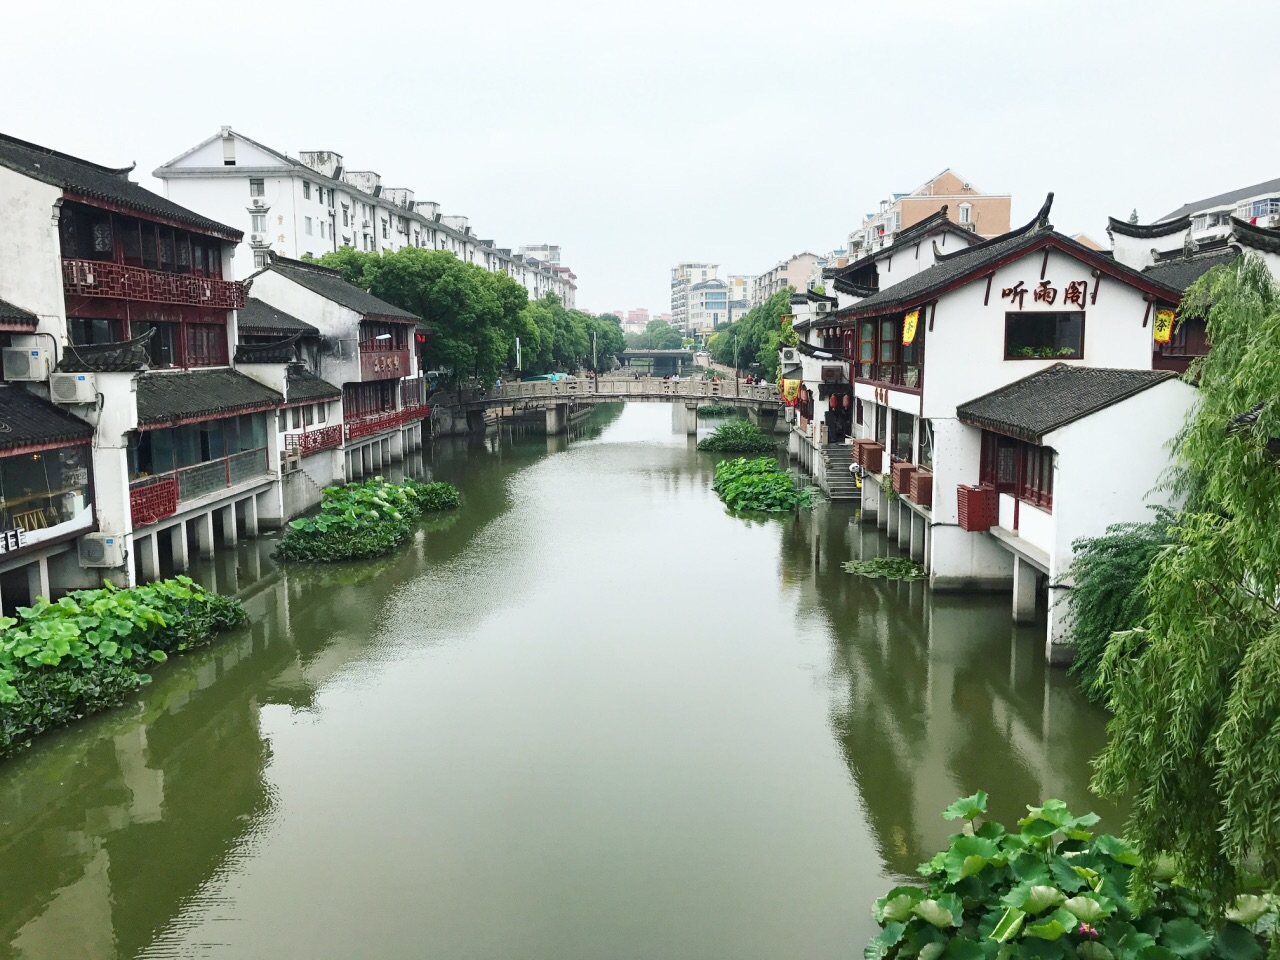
247,272,364,388
0,166,67,342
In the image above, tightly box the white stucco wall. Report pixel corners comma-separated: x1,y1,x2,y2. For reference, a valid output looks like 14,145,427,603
927,417,1012,589
0,166,67,344
246,273,367,388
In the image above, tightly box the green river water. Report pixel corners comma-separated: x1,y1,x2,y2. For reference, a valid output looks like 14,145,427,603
0,403,1120,959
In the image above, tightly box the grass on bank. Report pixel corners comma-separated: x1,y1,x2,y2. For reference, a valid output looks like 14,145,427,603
275,477,460,563
0,577,246,758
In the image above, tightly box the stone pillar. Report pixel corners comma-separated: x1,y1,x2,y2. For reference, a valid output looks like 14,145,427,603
861,474,879,522
885,493,899,537
390,429,404,461
545,402,568,435
897,503,911,550
26,556,50,602
362,444,373,475
218,504,238,546
194,512,215,555
1013,556,1038,624
685,402,699,435
242,495,259,538
1045,583,1075,665
910,513,926,562
138,533,160,583
169,523,189,572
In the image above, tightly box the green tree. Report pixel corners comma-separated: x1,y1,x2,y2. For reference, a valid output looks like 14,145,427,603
708,289,794,377
1092,255,1280,905
627,319,682,350
1128,208,1140,224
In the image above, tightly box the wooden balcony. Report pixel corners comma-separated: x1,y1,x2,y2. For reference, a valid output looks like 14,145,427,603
63,258,244,310
285,425,343,455
344,404,428,441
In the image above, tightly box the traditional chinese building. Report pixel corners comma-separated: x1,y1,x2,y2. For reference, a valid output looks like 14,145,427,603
829,195,1192,662
245,256,427,480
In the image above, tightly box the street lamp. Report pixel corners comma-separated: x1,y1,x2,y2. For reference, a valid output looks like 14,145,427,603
733,334,740,398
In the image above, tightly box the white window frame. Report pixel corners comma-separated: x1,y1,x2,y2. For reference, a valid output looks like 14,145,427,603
959,203,972,225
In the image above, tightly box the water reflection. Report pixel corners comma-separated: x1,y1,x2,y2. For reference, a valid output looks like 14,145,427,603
778,505,1122,878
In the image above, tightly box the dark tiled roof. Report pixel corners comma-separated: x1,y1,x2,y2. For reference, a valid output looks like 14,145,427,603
1230,216,1280,255
1161,176,1280,221
59,331,152,373
0,297,37,327
263,256,419,321
957,364,1177,443
838,194,1181,320
285,367,342,404
833,278,878,298
0,132,240,239
1107,215,1191,239
238,298,318,334
1143,248,1240,292
136,368,282,426
830,208,980,284
0,385,94,451
806,289,839,305
234,335,302,364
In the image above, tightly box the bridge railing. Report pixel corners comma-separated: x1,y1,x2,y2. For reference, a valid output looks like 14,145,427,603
486,378,779,404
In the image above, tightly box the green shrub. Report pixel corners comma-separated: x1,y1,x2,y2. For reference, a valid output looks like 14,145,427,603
275,477,460,562
866,793,1275,960
697,403,738,418
712,457,813,512
1064,510,1176,702
0,577,247,757
843,556,927,581
698,419,776,453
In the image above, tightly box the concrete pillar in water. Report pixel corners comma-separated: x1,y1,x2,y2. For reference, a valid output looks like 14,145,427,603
362,444,374,475
897,504,912,550
1013,556,1038,624
196,511,216,558
465,409,487,434
139,533,160,582
685,402,699,436
26,556,50,602
545,402,568,435
169,523,189,571
218,504,238,546
390,429,404,461
1044,583,1074,665
885,493,899,537
910,513,926,562
242,495,260,538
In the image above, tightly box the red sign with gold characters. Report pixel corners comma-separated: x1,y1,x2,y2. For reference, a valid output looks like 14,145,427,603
360,349,410,381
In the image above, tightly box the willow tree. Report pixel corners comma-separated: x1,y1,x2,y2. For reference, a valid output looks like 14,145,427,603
1092,255,1280,904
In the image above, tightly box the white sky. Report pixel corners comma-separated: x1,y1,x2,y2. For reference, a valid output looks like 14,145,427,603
5,0,1279,314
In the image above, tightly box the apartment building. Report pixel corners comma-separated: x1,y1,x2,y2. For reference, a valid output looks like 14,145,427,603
153,128,576,308
670,262,718,330
751,253,821,306
849,169,1011,260
687,278,730,334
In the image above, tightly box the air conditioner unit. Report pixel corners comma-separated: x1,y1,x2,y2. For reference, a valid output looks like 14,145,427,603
281,451,301,472
814,302,831,313
79,533,125,568
49,371,97,404
250,233,264,244
362,219,371,228
252,198,265,209
780,347,798,363
2,347,51,381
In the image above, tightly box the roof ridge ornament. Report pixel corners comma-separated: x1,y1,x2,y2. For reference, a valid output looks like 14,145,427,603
1033,192,1054,231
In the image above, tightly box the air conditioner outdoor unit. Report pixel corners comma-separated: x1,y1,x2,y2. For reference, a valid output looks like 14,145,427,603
49,371,97,404
251,233,264,244
814,302,831,313
281,451,301,472
252,198,265,208
362,219,371,228
2,347,51,382
780,347,798,363
79,533,125,568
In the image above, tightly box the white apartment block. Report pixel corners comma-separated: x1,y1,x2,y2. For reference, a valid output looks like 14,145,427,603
687,278,729,334
670,262,717,330
154,128,576,308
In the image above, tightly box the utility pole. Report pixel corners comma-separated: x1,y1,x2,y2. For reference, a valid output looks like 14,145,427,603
592,332,597,393
734,335,740,398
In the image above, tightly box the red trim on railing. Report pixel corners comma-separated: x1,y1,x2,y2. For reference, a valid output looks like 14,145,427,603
285,424,343,455
129,477,178,526
344,404,428,441
62,258,245,309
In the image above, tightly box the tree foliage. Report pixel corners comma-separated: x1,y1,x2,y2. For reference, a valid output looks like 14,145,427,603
696,419,776,453
309,248,623,383
706,289,795,380
1064,510,1178,702
1091,255,1280,906
626,319,683,350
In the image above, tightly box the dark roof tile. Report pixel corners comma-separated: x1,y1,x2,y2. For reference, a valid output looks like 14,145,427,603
1107,215,1191,239
1143,248,1240,292
0,385,94,451
238,298,318,334
0,297,37,327
261,256,419,321
285,367,342,404
136,369,282,426
0,132,240,239
956,364,1177,443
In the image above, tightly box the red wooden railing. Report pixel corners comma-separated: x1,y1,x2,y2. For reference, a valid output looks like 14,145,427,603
63,258,245,309
129,476,178,526
285,425,343,455
344,404,429,441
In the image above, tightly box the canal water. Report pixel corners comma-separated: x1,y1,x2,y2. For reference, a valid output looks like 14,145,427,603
0,403,1120,960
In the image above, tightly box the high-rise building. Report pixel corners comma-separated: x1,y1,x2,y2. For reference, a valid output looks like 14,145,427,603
670,262,717,330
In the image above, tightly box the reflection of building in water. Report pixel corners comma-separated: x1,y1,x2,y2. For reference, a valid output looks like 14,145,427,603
777,506,1120,878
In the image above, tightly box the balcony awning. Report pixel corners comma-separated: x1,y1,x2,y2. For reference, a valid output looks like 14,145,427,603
136,368,283,430
0,384,94,454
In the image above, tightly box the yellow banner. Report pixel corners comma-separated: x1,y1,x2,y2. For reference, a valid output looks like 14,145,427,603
1153,308,1176,344
781,379,801,404
902,309,919,346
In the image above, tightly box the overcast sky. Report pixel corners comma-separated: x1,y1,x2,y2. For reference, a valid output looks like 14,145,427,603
6,1,1279,314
